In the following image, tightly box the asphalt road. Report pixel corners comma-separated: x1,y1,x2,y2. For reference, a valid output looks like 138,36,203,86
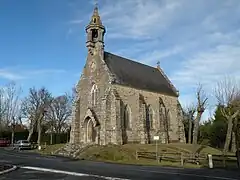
0,148,240,180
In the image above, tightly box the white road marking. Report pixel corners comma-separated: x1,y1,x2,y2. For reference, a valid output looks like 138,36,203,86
21,166,130,180
0,165,17,175
136,169,239,180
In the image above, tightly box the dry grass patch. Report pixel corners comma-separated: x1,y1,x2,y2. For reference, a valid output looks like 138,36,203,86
31,143,235,169
78,144,201,168
31,143,65,155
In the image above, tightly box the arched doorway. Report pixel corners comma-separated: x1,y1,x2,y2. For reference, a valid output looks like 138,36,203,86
84,117,97,143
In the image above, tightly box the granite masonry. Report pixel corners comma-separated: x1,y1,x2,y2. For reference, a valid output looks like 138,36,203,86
69,5,186,146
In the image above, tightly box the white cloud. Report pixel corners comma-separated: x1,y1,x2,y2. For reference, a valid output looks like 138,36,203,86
0,67,66,81
70,0,240,119
101,0,182,39
171,44,240,89
0,69,24,80
69,20,83,24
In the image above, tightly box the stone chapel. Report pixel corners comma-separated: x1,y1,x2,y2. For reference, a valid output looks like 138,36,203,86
70,5,185,145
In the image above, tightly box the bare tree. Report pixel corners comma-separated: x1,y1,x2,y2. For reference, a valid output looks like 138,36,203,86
45,94,72,144
183,104,196,144
21,87,52,145
192,84,208,145
215,77,240,154
0,88,7,133
4,82,22,144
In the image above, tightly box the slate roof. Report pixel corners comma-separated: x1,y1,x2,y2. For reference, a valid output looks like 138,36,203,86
103,51,178,97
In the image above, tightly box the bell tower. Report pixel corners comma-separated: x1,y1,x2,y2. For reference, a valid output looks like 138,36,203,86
85,2,106,57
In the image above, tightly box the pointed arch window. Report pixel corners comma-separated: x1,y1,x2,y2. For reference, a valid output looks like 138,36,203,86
149,106,154,129
123,105,131,130
91,84,98,106
159,97,171,131
146,105,154,129
159,97,166,128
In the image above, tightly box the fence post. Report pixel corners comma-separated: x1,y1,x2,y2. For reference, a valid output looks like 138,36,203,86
156,139,158,162
181,152,184,167
208,154,213,169
136,150,138,160
223,154,226,167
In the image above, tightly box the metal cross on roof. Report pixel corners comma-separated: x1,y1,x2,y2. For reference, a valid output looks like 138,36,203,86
94,0,98,7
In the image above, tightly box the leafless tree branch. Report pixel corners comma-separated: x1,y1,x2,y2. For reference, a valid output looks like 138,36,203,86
192,83,208,145
214,76,240,153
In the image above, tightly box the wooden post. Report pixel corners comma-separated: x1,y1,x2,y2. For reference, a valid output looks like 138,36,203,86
136,150,138,160
156,139,158,162
181,152,184,167
153,136,159,162
223,154,226,167
208,154,213,168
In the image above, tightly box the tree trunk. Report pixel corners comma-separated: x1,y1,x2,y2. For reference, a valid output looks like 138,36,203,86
50,133,53,145
11,130,14,145
192,112,202,145
165,130,169,144
164,109,170,144
231,131,237,152
223,117,233,154
27,128,34,141
235,128,240,169
188,119,192,144
37,118,42,145
236,126,240,150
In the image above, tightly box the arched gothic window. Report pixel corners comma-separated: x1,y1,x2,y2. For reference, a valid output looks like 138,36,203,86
159,97,166,128
159,97,171,132
149,106,154,129
91,84,98,106
146,105,154,129
123,105,131,129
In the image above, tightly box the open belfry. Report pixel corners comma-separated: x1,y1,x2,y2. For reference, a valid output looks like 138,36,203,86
70,3,185,145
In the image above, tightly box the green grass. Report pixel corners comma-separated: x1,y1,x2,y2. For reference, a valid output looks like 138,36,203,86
31,143,65,155
32,143,237,169
78,144,201,168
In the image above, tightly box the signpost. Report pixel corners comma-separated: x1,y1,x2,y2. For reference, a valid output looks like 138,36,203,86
153,136,159,162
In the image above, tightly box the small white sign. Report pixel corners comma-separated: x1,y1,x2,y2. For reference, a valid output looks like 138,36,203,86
153,136,159,140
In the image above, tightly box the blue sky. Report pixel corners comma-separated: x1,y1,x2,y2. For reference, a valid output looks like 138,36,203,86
0,0,240,120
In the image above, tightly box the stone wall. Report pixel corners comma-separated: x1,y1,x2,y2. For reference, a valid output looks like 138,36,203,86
113,84,185,144
70,52,186,145
71,50,112,144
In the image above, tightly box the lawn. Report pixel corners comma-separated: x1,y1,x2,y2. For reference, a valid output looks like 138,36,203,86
31,143,65,155
32,143,237,169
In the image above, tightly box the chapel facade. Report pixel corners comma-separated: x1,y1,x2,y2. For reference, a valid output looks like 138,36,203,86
69,5,186,145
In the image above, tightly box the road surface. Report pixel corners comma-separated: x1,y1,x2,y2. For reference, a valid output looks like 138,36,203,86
0,148,239,180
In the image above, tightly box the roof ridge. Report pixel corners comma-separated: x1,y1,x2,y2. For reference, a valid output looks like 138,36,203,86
104,51,158,70
157,66,179,97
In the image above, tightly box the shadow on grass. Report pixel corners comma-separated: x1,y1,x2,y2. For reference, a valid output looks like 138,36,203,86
201,159,239,171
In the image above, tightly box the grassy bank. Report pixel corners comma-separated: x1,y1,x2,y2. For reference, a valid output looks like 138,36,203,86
32,143,237,169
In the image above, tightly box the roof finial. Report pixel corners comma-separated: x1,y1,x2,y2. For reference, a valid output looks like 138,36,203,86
156,61,160,71
94,0,98,8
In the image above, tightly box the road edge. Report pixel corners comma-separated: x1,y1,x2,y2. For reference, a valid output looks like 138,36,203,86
0,165,18,175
